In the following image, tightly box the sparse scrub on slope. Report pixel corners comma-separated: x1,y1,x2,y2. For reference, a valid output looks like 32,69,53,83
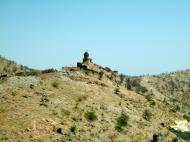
183,112,190,122
143,109,152,121
52,81,59,88
125,77,148,94
115,113,129,131
40,95,49,107
70,125,76,134
84,111,97,122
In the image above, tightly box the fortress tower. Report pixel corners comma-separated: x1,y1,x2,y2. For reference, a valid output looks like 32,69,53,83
83,51,92,65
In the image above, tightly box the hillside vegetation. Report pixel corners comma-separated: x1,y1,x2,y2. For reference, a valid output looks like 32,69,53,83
0,55,189,142
140,70,190,112
0,56,29,75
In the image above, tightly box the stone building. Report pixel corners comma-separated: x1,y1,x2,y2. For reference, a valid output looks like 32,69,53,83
83,51,92,65
77,51,93,69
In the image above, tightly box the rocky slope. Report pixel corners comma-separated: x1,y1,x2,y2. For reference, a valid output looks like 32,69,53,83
0,56,31,75
140,70,190,113
0,57,189,142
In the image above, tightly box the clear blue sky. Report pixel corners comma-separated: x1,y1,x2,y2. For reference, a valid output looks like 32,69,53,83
0,0,190,75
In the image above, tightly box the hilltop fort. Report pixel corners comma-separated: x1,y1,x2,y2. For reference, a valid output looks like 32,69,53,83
63,52,118,75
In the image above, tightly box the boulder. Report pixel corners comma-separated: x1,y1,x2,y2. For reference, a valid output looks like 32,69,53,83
170,120,190,141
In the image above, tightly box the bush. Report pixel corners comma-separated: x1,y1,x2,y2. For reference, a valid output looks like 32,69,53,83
149,100,156,106
109,74,114,81
125,77,147,94
29,70,41,76
143,109,152,121
172,138,178,142
52,81,59,88
115,114,129,131
171,104,181,112
77,96,87,102
145,94,153,101
114,88,120,95
84,111,97,122
99,71,104,80
183,113,190,122
70,125,76,134
145,93,156,106
40,95,49,107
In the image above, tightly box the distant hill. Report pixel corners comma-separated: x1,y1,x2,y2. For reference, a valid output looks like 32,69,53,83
0,55,189,142
139,70,190,112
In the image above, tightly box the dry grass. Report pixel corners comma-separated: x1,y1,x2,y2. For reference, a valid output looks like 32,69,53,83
0,60,186,141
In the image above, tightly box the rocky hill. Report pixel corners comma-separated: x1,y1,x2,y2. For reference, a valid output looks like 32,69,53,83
140,70,190,113
0,53,189,142
0,56,28,75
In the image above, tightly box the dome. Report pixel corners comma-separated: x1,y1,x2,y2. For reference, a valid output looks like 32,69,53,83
84,51,89,58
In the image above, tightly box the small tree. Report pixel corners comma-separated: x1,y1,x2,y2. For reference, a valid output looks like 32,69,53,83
115,114,129,131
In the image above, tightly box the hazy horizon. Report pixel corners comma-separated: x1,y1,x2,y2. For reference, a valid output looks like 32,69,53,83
1,0,190,75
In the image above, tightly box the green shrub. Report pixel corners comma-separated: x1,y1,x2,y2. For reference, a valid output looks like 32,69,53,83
99,71,104,80
115,114,129,131
77,96,87,102
52,81,59,88
172,138,178,142
29,70,41,76
145,93,156,106
171,104,181,112
40,95,49,107
84,111,97,122
145,94,153,101
109,75,114,81
149,100,156,106
1,136,8,140
125,77,147,94
11,91,17,96
143,109,152,121
70,125,76,134
183,113,190,122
